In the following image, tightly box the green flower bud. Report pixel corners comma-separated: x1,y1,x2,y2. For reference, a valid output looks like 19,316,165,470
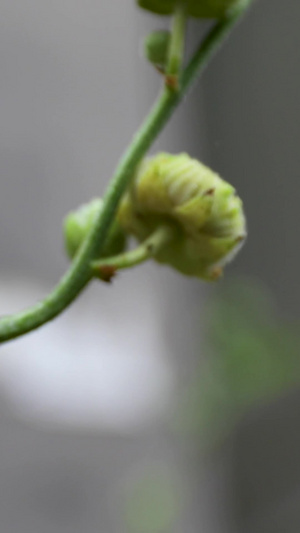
144,30,170,70
117,153,246,280
137,0,241,19
64,198,126,260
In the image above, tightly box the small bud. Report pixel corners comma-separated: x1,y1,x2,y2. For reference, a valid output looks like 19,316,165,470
137,0,242,19
63,198,126,260
117,153,246,280
144,30,170,70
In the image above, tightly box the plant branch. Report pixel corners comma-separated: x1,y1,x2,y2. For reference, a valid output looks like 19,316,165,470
0,0,253,343
91,224,176,281
165,1,187,90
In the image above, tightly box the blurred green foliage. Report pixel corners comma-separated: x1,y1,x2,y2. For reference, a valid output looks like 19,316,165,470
122,279,300,533
211,280,300,408
175,279,300,447
124,467,180,533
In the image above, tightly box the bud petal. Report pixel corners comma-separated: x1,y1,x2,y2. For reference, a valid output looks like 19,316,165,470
144,30,170,69
64,198,126,260
117,153,246,280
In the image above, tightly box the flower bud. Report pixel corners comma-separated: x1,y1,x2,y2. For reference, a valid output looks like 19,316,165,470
117,153,246,280
63,198,126,260
137,0,241,19
144,30,170,70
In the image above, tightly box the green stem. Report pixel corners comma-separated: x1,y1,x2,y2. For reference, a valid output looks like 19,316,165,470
91,225,175,280
0,2,252,343
165,1,187,90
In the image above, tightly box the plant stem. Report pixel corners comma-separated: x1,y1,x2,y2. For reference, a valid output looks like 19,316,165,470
165,1,187,90
0,1,252,343
91,224,176,281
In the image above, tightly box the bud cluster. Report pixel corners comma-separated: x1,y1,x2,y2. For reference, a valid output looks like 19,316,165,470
64,154,246,281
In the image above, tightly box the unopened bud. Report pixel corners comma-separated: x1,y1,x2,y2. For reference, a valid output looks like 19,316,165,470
117,153,246,280
144,30,170,70
63,198,126,260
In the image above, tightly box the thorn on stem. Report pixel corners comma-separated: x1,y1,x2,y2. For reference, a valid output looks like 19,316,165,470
97,265,117,283
209,266,223,280
165,74,179,91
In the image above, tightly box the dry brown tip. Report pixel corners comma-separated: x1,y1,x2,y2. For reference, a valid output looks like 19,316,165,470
165,74,179,91
203,188,215,196
97,265,117,283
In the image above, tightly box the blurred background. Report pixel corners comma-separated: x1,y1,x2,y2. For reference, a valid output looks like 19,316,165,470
0,0,300,531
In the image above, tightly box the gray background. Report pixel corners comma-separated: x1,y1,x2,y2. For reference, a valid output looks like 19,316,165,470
0,0,299,531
